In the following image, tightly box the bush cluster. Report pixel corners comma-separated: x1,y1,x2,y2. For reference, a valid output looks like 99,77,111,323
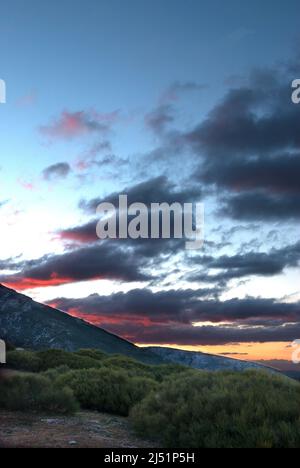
3,348,300,448
131,370,300,448
0,373,78,414
6,350,42,372
57,368,158,416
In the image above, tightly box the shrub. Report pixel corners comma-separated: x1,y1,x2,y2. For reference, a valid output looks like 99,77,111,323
75,349,107,361
131,370,300,448
7,350,42,372
36,349,103,371
57,368,158,416
42,365,71,381
102,355,154,378
149,363,191,382
0,374,78,414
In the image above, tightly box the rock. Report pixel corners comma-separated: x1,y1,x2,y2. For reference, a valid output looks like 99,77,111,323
41,418,60,425
68,440,77,446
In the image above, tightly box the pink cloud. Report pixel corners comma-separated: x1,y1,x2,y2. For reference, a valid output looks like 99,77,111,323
39,109,119,141
18,179,36,191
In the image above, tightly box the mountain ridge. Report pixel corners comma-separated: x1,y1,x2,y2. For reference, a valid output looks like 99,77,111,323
0,283,277,373
147,346,278,372
0,284,162,364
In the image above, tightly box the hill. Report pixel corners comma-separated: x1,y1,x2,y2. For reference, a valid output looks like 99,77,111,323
0,284,161,365
0,284,276,373
147,346,277,372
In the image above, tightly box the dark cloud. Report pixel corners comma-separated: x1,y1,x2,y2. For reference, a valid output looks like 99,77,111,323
42,162,72,181
0,241,151,290
51,289,300,326
56,175,202,264
79,175,202,214
187,72,300,157
145,81,208,136
58,219,98,244
183,66,300,221
124,321,300,346
50,289,300,345
188,241,300,283
199,153,300,194
145,105,175,136
57,218,187,259
222,192,300,221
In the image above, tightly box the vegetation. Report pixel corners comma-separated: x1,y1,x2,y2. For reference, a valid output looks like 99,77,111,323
7,350,42,372
0,373,78,414
3,348,300,447
131,370,300,448
6,349,103,372
57,368,158,416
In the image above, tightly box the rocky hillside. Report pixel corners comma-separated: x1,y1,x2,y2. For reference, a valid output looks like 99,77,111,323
148,346,276,372
0,284,162,365
0,283,276,373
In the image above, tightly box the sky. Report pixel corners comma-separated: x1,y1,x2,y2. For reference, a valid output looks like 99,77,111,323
0,0,300,368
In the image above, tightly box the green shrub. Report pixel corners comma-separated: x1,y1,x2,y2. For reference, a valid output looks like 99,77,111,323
42,365,71,381
0,374,78,414
149,363,191,382
57,368,158,416
36,349,103,371
102,355,154,378
7,350,42,372
75,349,107,361
131,370,300,448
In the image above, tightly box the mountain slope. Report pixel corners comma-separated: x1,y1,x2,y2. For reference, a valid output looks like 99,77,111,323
0,284,162,364
147,346,277,372
0,284,276,373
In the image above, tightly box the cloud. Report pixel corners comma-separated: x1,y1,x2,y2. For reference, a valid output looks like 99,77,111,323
0,241,151,290
75,140,113,170
79,175,202,214
18,179,36,191
60,175,202,260
49,289,300,345
222,192,300,221
145,104,175,136
187,241,300,283
182,66,300,221
42,162,72,181
39,110,119,140
51,290,300,326
57,219,98,244
199,153,300,194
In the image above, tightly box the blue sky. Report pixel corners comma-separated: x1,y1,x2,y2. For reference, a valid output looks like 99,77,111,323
0,0,300,363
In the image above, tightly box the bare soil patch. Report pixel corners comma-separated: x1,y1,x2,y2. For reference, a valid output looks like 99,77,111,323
0,410,157,448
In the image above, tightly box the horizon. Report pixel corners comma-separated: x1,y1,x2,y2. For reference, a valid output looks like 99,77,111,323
1,0,300,368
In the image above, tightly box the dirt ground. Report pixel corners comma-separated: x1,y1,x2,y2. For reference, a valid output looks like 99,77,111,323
0,410,157,448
